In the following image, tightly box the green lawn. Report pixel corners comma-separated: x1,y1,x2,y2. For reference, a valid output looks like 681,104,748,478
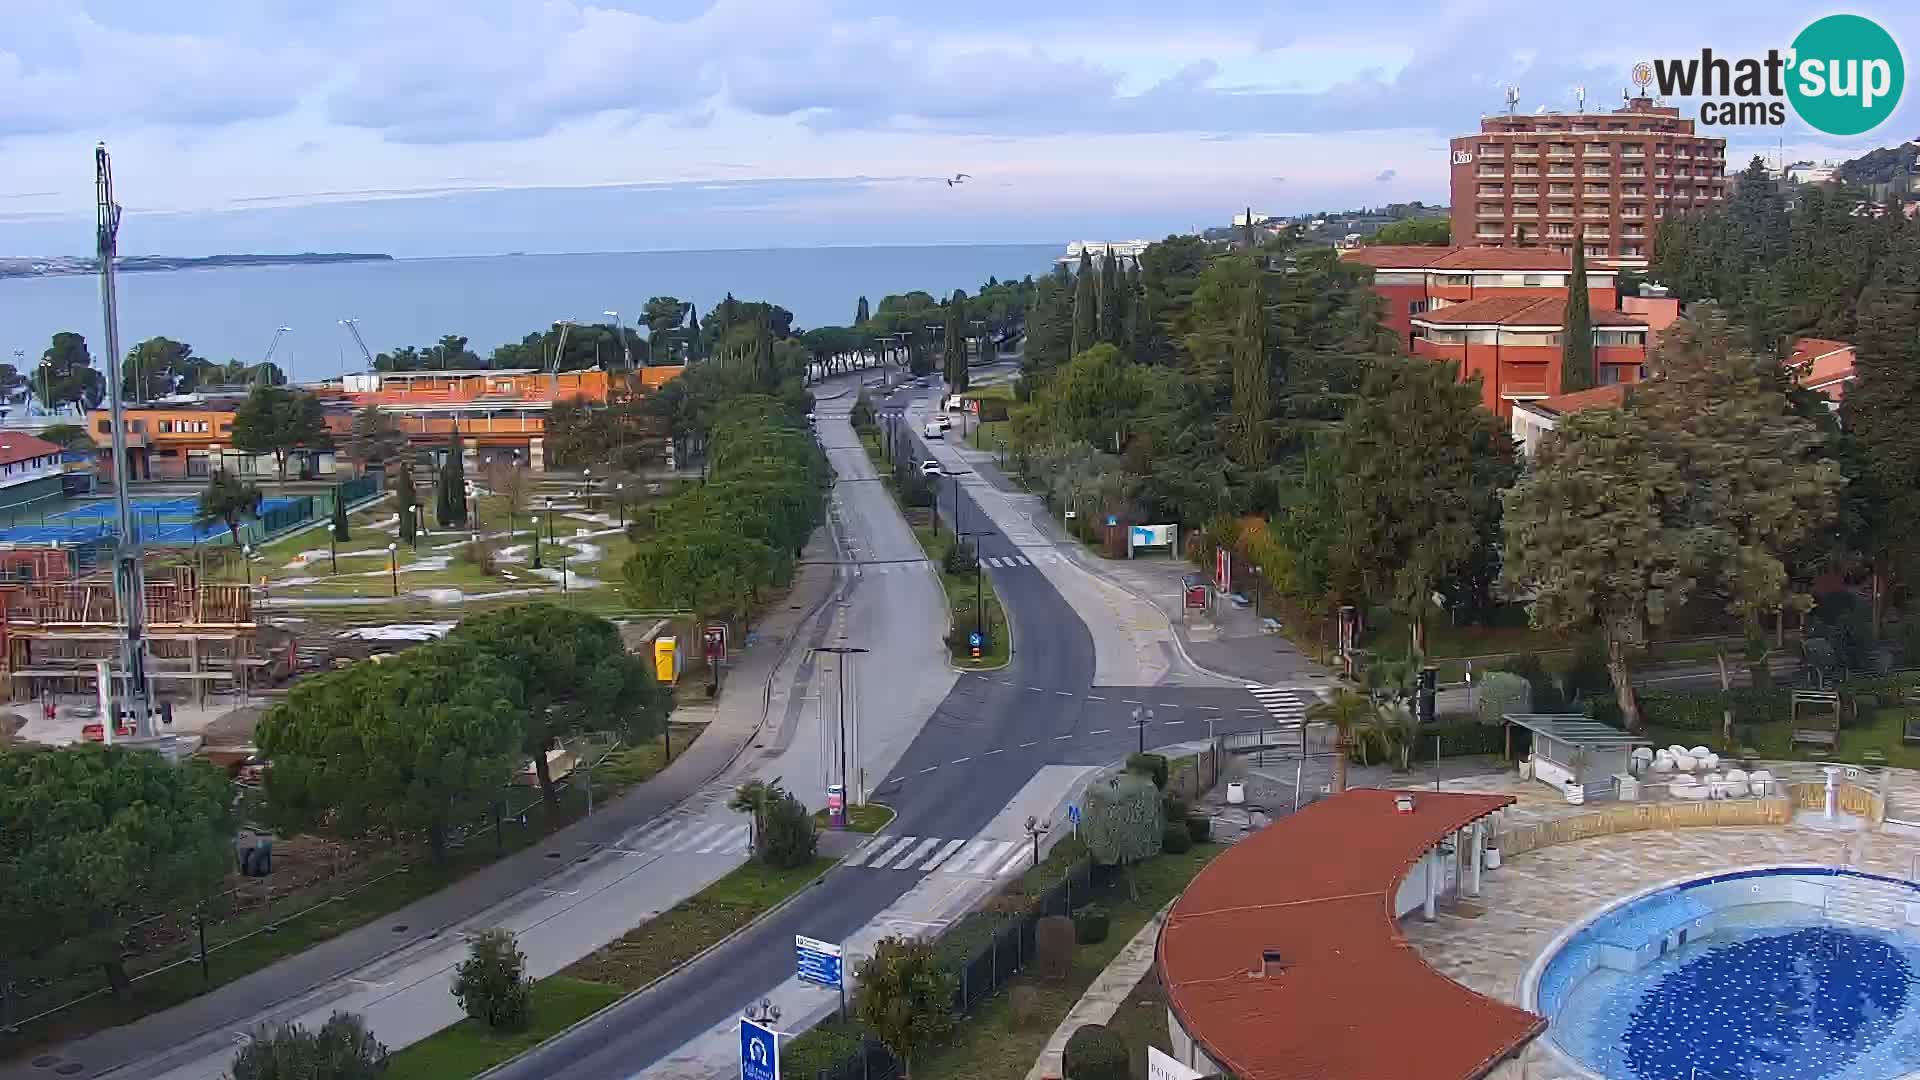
815,802,896,833
968,420,1011,453
559,857,834,991
384,977,625,1080
1648,705,1920,768
914,524,1012,668
1100,966,1175,1080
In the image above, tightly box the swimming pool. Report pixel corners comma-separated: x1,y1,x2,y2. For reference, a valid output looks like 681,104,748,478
1525,867,1920,1080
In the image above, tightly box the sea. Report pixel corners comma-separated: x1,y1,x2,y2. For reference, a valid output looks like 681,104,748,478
0,244,1060,383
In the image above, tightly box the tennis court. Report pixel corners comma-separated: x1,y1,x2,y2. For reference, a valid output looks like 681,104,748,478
25,495,314,546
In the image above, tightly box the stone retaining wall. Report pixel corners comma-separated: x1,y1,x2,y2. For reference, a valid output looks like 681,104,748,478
1497,798,1793,857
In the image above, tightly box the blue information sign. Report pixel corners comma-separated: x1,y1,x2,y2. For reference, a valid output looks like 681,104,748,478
1067,804,1081,825
968,630,983,648
795,934,843,989
741,1018,780,1080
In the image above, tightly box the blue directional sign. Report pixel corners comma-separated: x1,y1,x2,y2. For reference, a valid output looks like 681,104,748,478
1106,515,1119,526
741,1018,780,1080
795,934,843,989
968,630,983,649
1067,804,1081,825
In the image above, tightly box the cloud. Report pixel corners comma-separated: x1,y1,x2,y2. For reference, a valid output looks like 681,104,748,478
1375,169,1397,182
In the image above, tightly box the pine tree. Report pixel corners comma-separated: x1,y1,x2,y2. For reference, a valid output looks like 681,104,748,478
1846,227,1920,631
1071,250,1097,358
1561,238,1595,393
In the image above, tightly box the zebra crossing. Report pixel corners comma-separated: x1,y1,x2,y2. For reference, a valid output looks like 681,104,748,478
856,552,1057,574
1248,684,1309,726
615,820,751,857
842,834,1031,877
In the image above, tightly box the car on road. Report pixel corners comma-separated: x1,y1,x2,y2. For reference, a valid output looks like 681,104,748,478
919,460,943,478
945,394,964,411
929,414,952,433
923,421,945,439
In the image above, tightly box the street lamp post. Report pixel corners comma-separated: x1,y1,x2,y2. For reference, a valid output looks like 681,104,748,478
813,646,869,827
614,483,625,527
1134,706,1156,754
531,517,542,569
603,310,630,368
386,542,398,596
1024,814,1049,868
544,497,554,544
560,553,568,597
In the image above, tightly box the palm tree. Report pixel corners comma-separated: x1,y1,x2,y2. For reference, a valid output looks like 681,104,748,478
1378,699,1423,772
729,780,787,858
1305,689,1373,793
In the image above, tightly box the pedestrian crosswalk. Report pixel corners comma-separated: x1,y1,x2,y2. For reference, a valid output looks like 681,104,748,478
842,834,1031,876
980,555,1034,569
615,820,751,857
1248,684,1308,725
857,552,1056,574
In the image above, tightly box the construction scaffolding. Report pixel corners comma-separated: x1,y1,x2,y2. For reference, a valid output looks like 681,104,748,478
0,564,264,705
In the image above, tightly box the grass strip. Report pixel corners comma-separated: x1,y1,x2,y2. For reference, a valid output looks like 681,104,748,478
384,977,624,1080
914,524,1012,669
814,802,896,834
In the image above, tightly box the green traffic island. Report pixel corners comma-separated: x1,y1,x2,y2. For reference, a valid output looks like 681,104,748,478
814,802,896,834
785,755,1226,1080
912,524,1012,669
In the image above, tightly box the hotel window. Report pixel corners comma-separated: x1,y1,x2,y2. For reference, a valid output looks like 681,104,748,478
1409,300,1429,315
1437,274,1472,287
160,421,174,433
1423,328,1468,345
1466,329,1498,345
1522,274,1548,287
1594,330,1648,347
97,419,111,434
1499,331,1563,346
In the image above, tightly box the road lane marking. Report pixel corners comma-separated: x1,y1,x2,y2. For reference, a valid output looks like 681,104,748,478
1089,729,1110,735
1054,733,1075,740
1019,741,1039,748
864,836,919,867
887,837,941,869
984,748,1004,755
920,765,940,774
951,756,971,764
918,839,967,871
1086,695,1105,701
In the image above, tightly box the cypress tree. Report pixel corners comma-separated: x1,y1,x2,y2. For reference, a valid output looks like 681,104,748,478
856,296,870,326
331,486,351,541
943,290,966,386
1099,247,1123,345
1125,263,1151,363
1231,280,1270,468
1071,250,1097,357
1560,239,1595,393
438,429,468,527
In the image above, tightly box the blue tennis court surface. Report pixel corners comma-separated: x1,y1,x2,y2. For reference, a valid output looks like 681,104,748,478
0,496,309,546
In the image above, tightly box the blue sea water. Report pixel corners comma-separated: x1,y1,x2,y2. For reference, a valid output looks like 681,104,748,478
0,244,1059,383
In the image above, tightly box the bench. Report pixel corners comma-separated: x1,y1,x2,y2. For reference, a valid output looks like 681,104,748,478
1791,727,1839,749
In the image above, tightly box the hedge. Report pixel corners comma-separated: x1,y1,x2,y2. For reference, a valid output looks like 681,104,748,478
1636,687,1790,732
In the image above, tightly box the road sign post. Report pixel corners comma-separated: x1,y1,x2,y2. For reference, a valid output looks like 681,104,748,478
1067,802,1081,839
796,934,847,1016
969,629,982,661
740,1018,780,1080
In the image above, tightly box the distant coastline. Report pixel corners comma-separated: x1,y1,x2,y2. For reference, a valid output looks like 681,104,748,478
0,252,393,280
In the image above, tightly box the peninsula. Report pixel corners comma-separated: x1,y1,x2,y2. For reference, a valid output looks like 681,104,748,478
0,252,393,279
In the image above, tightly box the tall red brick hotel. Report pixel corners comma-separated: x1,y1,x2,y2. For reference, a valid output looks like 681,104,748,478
1449,96,1727,267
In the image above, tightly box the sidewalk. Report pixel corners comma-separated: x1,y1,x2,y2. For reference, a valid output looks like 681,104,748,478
8,529,844,1080
949,440,1328,690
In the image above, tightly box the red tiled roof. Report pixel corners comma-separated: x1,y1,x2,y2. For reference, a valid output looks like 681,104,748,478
1532,384,1630,416
0,434,65,467
1414,295,1647,328
1339,245,1458,269
1159,788,1540,1080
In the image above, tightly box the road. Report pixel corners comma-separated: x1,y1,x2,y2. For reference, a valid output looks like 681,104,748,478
493,373,1312,1079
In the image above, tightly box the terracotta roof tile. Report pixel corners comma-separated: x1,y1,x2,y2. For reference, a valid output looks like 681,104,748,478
1534,384,1630,415
1433,248,1579,271
0,434,65,467
1159,788,1540,1080
1339,245,1458,269
1414,296,1647,328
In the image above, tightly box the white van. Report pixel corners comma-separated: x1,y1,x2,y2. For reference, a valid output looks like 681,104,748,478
923,421,945,439
945,394,965,412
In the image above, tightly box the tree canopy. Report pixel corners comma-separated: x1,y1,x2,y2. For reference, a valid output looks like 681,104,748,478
196,468,264,547
42,331,105,412
232,384,331,480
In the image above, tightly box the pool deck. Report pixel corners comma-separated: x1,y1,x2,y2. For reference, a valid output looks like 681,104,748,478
1395,768,1920,1079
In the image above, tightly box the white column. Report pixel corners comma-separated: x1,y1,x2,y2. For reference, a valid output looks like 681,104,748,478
1423,847,1438,921
1469,821,1484,897
529,436,546,472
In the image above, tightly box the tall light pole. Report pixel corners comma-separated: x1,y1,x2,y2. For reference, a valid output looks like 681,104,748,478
603,310,630,368
387,542,398,595
96,144,152,737
813,646,868,827
614,482,625,527
531,516,542,569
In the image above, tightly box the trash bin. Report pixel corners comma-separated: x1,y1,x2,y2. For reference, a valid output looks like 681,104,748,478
1226,781,1246,805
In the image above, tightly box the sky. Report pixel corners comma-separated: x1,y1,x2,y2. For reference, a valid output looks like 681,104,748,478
1,0,1916,257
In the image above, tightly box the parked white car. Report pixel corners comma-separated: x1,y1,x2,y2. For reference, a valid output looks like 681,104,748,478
920,460,943,478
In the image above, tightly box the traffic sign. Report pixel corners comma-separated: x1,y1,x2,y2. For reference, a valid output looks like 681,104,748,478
740,1018,780,1080
1067,804,1081,824
795,934,843,989
1106,515,1118,526
968,630,983,648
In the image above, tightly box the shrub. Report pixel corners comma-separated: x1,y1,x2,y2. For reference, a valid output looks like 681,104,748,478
452,928,531,1031
1161,822,1193,853
1561,635,1614,702
1063,1024,1130,1080
761,794,819,868
1162,791,1188,824
1126,752,1169,789
1497,653,1564,712
943,539,978,575
460,538,499,577
900,472,934,508
1186,813,1212,843
1475,671,1532,726
230,1012,387,1080
1637,687,1791,732
1035,915,1076,980
1073,904,1111,944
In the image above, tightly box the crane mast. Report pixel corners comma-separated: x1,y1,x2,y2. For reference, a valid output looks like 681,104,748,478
96,143,153,738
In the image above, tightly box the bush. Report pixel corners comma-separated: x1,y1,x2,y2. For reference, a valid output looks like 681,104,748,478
1475,671,1532,725
1161,822,1193,853
1073,904,1111,944
900,472,934,508
1035,915,1076,980
230,1012,387,1080
1637,687,1790,732
1127,752,1169,789
452,928,531,1032
943,539,978,575
1561,636,1614,702
1186,813,1212,843
460,538,499,577
1162,791,1188,824
1063,1024,1130,1080
761,794,819,868
1497,653,1564,712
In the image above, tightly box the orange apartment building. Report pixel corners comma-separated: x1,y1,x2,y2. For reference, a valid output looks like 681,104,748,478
90,366,686,480
1410,296,1651,417
1449,97,1727,266
1341,245,1619,349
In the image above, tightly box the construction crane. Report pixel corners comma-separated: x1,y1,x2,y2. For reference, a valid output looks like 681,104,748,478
550,319,576,374
259,326,292,385
338,318,374,374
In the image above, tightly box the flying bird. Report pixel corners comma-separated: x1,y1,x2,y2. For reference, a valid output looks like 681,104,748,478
946,173,971,187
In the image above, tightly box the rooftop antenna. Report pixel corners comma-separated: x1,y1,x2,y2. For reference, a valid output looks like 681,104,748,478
95,143,153,740
1504,85,1520,115
1574,85,1586,113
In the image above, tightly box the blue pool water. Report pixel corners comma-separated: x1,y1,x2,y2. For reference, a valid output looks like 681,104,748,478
1538,871,1920,1079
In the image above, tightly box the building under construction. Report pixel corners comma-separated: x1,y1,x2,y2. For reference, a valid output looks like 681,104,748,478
0,564,269,706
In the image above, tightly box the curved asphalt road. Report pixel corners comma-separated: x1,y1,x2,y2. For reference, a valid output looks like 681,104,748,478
494,375,1287,1079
